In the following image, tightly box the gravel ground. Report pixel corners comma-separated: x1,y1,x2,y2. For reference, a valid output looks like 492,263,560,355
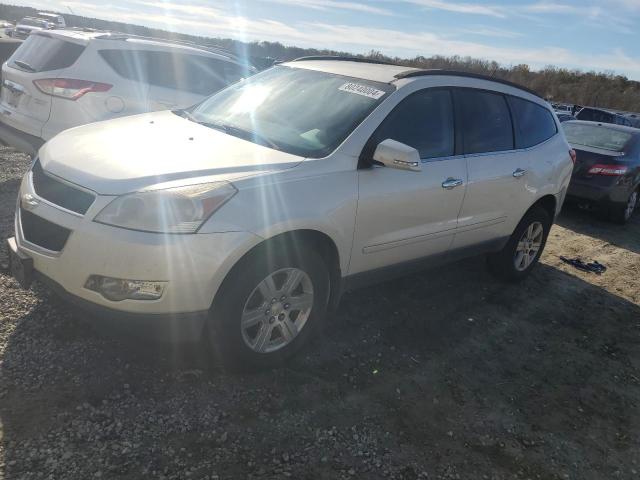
0,145,639,480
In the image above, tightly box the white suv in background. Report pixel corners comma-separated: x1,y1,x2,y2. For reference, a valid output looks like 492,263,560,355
7,58,574,370
0,30,254,155
11,17,53,39
36,12,66,28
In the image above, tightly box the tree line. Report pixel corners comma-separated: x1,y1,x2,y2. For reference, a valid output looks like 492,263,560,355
1,3,639,112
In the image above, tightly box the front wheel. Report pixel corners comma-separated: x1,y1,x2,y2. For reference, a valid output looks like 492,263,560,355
207,245,329,371
487,207,551,281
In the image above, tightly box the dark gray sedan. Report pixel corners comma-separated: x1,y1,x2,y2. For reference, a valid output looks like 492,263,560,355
564,120,640,224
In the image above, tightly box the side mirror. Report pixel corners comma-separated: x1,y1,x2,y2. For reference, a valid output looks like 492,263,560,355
372,139,421,172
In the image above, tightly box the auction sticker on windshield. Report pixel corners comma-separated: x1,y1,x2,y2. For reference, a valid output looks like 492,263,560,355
338,82,386,99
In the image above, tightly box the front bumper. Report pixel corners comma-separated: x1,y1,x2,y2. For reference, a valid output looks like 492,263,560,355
36,267,209,342
11,171,262,338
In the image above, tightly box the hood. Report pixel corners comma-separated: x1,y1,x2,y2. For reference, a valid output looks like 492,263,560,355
39,111,304,195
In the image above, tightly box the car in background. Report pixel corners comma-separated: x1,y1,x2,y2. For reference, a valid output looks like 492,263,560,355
36,12,66,28
6,58,573,368
553,103,572,115
575,107,634,127
11,17,53,39
563,120,640,223
0,30,255,156
556,113,576,122
623,112,640,128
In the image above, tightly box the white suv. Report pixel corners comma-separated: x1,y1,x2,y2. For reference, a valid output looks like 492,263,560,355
0,30,253,155
11,17,53,39
7,58,574,369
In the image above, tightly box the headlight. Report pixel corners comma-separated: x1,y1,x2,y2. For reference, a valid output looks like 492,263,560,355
94,182,237,234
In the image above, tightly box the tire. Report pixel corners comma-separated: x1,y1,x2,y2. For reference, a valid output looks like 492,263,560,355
609,188,638,225
487,206,552,282
207,243,330,371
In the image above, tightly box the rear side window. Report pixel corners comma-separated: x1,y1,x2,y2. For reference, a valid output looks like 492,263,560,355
371,89,454,159
99,49,247,95
9,35,85,72
507,96,557,148
455,89,513,154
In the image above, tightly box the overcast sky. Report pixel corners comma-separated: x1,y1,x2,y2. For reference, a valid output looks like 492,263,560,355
11,0,640,79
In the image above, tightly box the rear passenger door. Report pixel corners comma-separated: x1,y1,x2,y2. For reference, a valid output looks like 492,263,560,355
450,88,529,249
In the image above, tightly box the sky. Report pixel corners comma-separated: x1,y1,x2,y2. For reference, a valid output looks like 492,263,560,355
11,0,640,80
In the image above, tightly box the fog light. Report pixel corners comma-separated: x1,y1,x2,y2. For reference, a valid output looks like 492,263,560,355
85,275,166,301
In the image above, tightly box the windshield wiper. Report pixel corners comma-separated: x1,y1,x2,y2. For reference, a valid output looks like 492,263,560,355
173,108,197,122
12,60,36,72
197,121,281,151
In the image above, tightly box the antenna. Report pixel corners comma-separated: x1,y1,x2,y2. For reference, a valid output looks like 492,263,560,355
66,5,75,15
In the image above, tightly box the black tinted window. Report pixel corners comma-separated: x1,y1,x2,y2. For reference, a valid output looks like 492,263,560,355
614,116,632,126
576,108,614,123
9,35,84,72
99,50,246,95
372,89,454,159
456,89,513,154
507,96,557,148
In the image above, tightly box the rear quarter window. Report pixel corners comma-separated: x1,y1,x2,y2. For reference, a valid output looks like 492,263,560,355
99,49,247,95
507,96,557,148
8,35,85,72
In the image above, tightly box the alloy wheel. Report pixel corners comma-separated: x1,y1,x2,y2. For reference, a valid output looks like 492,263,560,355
240,268,314,353
514,221,544,271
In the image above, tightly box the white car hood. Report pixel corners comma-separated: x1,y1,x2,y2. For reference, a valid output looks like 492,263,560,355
39,111,304,195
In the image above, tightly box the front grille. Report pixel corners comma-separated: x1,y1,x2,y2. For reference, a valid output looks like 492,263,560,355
32,159,95,215
20,207,71,252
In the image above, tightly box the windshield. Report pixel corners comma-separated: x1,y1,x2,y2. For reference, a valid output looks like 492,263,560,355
563,122,633,152
187,65,393,158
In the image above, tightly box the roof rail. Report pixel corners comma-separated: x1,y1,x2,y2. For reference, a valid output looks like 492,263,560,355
94,31,242,61
291,55,396,66
394,69,542,98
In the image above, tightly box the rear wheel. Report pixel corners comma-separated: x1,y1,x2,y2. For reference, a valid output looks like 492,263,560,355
609,188,638,224
207,244,329,371
487,207,551,281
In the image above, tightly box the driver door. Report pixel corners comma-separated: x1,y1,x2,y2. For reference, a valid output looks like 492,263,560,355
349,88,467,275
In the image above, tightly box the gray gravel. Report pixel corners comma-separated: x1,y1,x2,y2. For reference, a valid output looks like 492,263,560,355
1,145,639,479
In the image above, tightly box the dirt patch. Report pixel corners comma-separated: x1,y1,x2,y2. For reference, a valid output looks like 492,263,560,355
0,146,639,479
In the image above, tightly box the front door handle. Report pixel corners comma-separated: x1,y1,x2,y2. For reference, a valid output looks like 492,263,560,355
513,168,527,178
442,178,464,189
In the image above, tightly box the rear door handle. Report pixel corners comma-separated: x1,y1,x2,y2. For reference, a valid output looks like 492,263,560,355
442,178,464,189
513,168,527,178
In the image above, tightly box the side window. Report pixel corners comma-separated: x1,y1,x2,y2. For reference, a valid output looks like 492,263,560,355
455,89,513,154
579,109,613,123
371,89,454,159
507,96,557,148
99,49,238,95
99,49,151,83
